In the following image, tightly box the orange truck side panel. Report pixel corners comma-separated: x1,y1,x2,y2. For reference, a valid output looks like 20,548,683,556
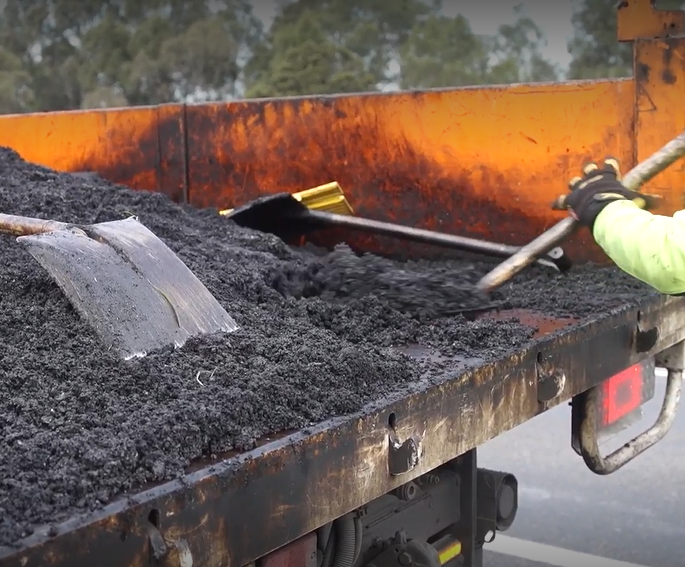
634,38,685,213
0,104,188,203
617,0,685,41
183,80,635,260
0,80,635,263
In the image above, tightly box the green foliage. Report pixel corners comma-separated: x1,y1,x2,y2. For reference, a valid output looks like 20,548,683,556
399,4,559,89
399,14,491,89
489,5,559,84
0,0,264,112
0,47,35,114
655,0,685,9
567,0,632,79
568,0,685,79
4,0,682,113
243,0,431,97
245,10,377,98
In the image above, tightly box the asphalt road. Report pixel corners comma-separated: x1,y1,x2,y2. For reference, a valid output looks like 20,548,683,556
478,369,685,567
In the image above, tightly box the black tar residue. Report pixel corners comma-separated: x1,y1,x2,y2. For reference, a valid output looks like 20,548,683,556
0,147,656,545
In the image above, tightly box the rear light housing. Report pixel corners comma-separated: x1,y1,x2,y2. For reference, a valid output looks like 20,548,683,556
595,357,656,440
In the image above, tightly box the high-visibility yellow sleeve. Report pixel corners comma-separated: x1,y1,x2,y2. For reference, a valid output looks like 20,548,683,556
592,199,685,295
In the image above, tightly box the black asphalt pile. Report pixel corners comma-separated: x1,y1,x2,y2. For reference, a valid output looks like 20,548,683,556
0,146,656,545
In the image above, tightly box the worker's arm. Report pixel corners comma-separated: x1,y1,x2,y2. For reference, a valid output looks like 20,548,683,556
561,157,685,296
593,200,685,295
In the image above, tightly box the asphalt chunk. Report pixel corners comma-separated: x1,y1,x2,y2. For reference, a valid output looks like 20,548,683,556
0,146,656,544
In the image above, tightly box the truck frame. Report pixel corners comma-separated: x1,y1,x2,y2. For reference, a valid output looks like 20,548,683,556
1,2,684,566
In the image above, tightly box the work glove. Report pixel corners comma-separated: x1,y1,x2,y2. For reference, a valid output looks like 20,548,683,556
560,158,649,229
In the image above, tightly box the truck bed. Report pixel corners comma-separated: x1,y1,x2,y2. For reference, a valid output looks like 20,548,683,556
0,146,682,567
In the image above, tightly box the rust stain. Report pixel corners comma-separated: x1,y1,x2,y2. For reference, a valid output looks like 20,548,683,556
0,105,187,204
259,533,317,567
184,81,635,262
635,38,685,211
0,80,637,263
478,308,579,338
617,0,685,41
520,132,538,144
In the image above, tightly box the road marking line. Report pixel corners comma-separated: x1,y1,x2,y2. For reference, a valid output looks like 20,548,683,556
486,534,652,567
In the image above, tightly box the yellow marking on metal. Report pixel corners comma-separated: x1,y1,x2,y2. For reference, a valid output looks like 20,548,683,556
439,540,462,564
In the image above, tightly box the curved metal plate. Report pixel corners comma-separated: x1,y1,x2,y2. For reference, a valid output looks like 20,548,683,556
18,218,237,359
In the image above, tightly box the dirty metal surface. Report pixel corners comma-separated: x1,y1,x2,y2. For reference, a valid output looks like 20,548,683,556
634,37,685,213
617,0,685,42
0,79,635,263
2,295,684,567
0,104,188,203
182,83,634,263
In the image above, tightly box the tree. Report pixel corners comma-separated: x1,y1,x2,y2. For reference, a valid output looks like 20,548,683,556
488,5,559,84
0,47,35,114
122,15,246,103
398,5,559,89
0,0,265,111
245,11,377,98
568,0,685,79
81,1,264,105
244,0,430,96
0,0,108,111
398,14,491,89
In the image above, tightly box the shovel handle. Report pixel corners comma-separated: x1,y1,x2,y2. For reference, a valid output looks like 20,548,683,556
476,131,685,294
0,214,70,237
309,210,571,270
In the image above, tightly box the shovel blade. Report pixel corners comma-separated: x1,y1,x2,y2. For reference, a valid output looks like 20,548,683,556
18,217,237,359
225,192,313,239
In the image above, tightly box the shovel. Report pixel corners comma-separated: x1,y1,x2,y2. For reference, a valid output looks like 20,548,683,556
219,182,355,217
223,192,572,272
0,213,238,360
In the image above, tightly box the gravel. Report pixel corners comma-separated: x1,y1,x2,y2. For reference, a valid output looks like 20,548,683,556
0,146,656,544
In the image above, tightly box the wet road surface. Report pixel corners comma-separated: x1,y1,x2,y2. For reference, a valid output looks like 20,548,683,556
479,370,685,567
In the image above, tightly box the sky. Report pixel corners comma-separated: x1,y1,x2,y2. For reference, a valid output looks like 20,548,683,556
441,0,576,69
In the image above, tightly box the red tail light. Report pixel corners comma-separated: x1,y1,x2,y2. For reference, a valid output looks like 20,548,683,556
596,358,656,433
600,364,644,425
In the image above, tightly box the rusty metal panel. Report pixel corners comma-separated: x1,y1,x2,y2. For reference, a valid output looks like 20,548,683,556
257,534,317,567
0,104,188,203
0,82,637,263
617,0,685,42
2,297,683,567
634,37,685,214
156,104,189,204
184,81,635,263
